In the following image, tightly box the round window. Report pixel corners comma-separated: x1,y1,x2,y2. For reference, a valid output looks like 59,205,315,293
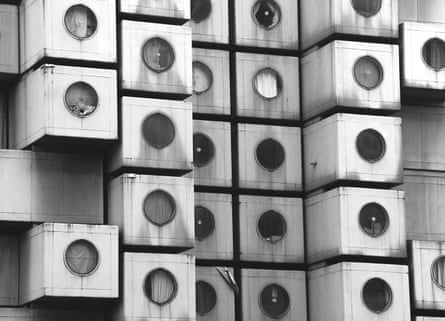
362,278,392,313
258,210,287,243
142,113,175,149
65,239,99,276
196,281,217,316
255,138,285,171
193,61,213,95
253,68,282,99
143,190,176,226
351,0,382,17
356,129,386,163
64,82,98,117
195,206,215,241
191,0,212,23
142,38,175,73
359,203,389,237
252,0,281,30
431,256,445,289
145,269,178,305
422,38,445,71
193,133,215,167
259,284,290,318
354,56,384,90
64,4,97,39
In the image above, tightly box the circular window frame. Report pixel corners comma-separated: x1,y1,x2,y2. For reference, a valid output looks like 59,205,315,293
421,38,445,72
361,278,393,314
144,268,178,306
251,0,282,31
350,0,382,18
353,55,384,90
196,280,218,316
431,256,445,290
192,61,214,95
63,239,100,277
141,37,176,73
252,67,283,100
193,132,216,168
254,138,286,172
63,81,99,118
358,202,390,238
190,0,213,24
355,128,386,163
258,283,291,319
63,4,98,41
142,189,177,227
141,112,176,149
195,205,216,241
256,210,287,244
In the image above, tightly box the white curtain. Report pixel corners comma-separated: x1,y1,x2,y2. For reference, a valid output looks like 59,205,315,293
65,6,94,38
65,241,98,274
254,70,279,98
144,191,175,226
149,270,176,304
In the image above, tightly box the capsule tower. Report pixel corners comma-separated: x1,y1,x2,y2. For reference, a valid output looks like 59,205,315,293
0,0,444,321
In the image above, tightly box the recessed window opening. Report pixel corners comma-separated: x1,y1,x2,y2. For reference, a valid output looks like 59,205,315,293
356,129,386,163
145,269,178,305
196,281,217,315
64,5,97,39
65,239,99,276
195,206,215,241
142,113,175,149
142,38,175,73
260,284,290,318
258,210,287,243
64,82,98,118
252,0,281,30
143,190,176,226
362,278,392,313
359,202,389,237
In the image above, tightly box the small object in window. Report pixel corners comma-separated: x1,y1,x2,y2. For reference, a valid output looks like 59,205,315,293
252,0,281,30
142,38,175,73
354,56,384,90
253,68,282,99
255,138,285,171
143,190,176,226
65,239,99,276
359,203,389,237
351,0,382,17
193,61,213,95
142,113,175,149
196,281,217,315
258,210,287,243
195,206,215,241
191,0,212,23
362,278,392,313
260,284,290,318
64,4,97,39
64,82,98,117
145,269,178,305
193,133,215,167
356,129,386,163
422,38,445,71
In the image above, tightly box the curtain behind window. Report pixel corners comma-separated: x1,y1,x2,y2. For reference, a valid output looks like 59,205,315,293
254,70,280,98
65,241,98,275
143,191,176,226
147,269,176,304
